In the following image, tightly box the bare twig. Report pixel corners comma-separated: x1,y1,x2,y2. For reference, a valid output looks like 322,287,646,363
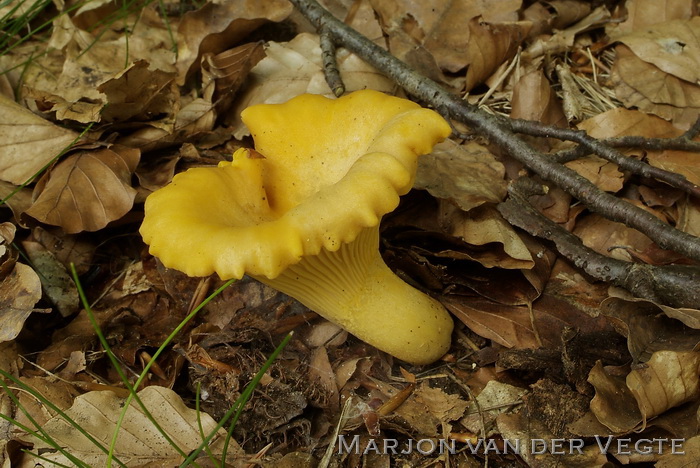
683,116,700,139
319,24,344,97
552,135,700,164
498,178,700,309
507,118,700,198
289,0,700,262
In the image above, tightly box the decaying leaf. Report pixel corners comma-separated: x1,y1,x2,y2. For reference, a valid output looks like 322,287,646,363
388,383,468,437
573,209,659,262
461,380,526,436
0,95,79,185
0,263,42,343
25,146,140,233
564,156,624,193
22,240,79,317
628,351,700,420
601,288,700,362
588,351,700,434
18,386,243,467
97,60,178,124
21,7,177,124
498,408,610,467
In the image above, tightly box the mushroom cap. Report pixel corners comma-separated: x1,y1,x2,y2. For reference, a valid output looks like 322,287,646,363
140,90,451,279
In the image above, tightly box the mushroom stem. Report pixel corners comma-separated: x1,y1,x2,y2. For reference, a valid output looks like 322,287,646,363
254,225,454,365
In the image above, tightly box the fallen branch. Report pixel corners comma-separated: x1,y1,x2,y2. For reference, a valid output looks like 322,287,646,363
289,0,700,264
506,118,700,197
498,178,700,309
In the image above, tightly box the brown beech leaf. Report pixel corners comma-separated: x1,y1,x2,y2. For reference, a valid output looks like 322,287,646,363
564,156,624,192
18,386,242,467
588,362,643,434
443,295,540,348
548,0,593,30
440,203,534,269
464,18,527,91
615,17,700,84
627,351,700,420
461,380,527,436
390,383,468,438
589,351,700,434
510,69,566,127
0,263,42,343
97,59,178,124
658,434,700,466
612,45,700,129
578,106,682,139
573,208,660,263
615,0,697,34
371,0,521,73
22,241,78,317
414,140,507,212
0,95,79,185
602,288,700,361
175,0,292,83
25,146,140,233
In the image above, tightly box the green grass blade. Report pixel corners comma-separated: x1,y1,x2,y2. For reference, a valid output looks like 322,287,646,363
180,331,293,467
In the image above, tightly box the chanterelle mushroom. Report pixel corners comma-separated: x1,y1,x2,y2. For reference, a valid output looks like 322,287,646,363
140,90,454,365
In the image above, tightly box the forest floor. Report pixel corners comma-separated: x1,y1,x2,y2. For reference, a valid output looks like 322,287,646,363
1,0,700,466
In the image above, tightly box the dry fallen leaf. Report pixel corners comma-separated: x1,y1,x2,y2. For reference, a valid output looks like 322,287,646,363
0,263,42,343
602,287,700,356
371,0,521,73
18,386,243,467
615,17,700,84
228,33,395,138
98,59,178,124
25,146,140,233
414,139,507,212
573,208,661,262
564,156,624,193
444,296,540,349
463,18,527,91
615,0,697,34
389,382,468,437
175,0,293,83
627,351,700,421
461,380,526,436
0,95,79,185
510,69,567,127
497,408,610,467
21,6,177,124
588,350,700,434
441,203,534,269
22,240,79,317
612,45,700,129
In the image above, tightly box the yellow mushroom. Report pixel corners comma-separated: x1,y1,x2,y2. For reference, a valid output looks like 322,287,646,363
140,90,454,365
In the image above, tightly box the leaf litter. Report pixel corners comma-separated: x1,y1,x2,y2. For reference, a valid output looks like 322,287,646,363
0,0,700,466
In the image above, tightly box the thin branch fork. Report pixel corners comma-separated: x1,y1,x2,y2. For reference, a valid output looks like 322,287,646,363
506,118,700,198
289,0,700,263
498,178,700,309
